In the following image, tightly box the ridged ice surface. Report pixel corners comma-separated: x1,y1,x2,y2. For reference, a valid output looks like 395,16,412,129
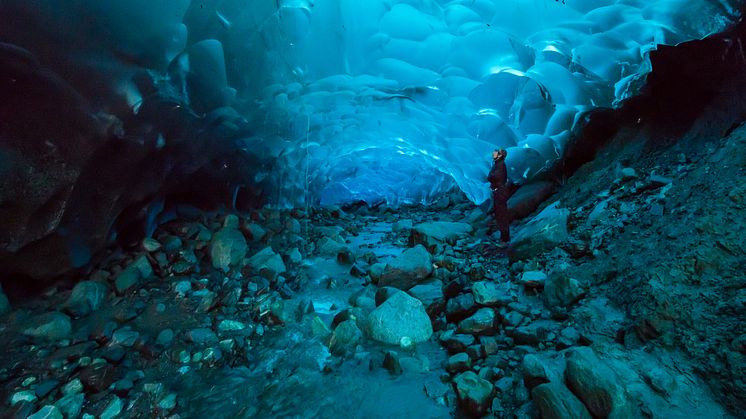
3,1,737,207
247,0,739,206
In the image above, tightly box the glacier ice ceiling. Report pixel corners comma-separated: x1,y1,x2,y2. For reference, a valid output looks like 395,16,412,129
0,0,740,208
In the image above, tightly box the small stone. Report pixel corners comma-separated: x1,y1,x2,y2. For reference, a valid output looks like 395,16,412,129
156,329,175,347
520,271,547,289
23,312,72,341
399,336,415,351
61,378,83,395
532,382,591,419
158,393,177,412
439,330,475,354
472,281,511,306
174,280,192,295
34,380,59,398
114,256,152,294
187,328,218,346
383,351,402,375
65,281,108,317
28,405,63,419
111,329,139,347
288,248,303,264
218,320,246,332
619,167,637,180
458,308,497,335
452,371,494,417
142,238,162,252
447,352,472,373
78,363,117,393
11,390,37,406
329,320,363,356
22,376,37,387
544,274,585,307
522,355,550,390
99,396,123,419
247,247,287,280
55,394,84,419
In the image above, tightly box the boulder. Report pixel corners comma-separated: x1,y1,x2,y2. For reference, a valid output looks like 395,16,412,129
447,352,471,373
519,271,547,289
329,320,363,356
458,308,497,335
564,347,632,418
544,274,585,307
510,202,569,261
522,355,550,390
532,382,592,419
472,281,511,306
210,218,247,272
64,281,108,317
410,221,473,251
316,237,347,257
508,181,556,221
368,291,433,345
114,256,153,294
247,247,286,280
452,371,494,417
378,245,433,290
23,312,72,340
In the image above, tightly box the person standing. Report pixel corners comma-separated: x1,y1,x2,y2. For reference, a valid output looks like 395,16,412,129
488,149,510,243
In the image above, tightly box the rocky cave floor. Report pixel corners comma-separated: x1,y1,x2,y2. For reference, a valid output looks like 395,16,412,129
0,127,744,419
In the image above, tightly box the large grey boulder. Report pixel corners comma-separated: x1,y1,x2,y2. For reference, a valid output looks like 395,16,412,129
378,245,433,290
368,291,433,345
532,382,592,419
510,202,569,261
247,247,286,280
410,221,473,252
64,281,108,317
564,347,632,418
23,311,72,340
210,215,247,273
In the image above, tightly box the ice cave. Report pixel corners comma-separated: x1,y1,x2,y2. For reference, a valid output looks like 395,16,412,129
0,0,744,417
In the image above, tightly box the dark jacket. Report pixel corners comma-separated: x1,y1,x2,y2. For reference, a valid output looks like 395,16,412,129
488,158,508,192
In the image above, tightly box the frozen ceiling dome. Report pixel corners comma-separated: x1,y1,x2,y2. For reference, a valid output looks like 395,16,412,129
249,0,739,206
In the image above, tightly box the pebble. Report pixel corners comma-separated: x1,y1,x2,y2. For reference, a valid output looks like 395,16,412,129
28,405,63,419
99,396,123,419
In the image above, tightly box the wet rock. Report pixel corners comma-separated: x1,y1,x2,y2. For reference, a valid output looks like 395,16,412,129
158,393,177,412
78,363,117,393
452,371,494,417
557,327,580,349
0,284,11,315
440,330,476,354
544,274,585,307
34,380,59,398
392,219,413,232
368,291,433,345
510,202,569,260
383,351,403,375
186,328,218,346
375,287,402,306
28,405,63,419
99,396,123,419
288,248,303,264
472,281,511,306
522,355,550,390
11,390,37,405
329,320,363,356
114,256,152,294
210,215,247,272
111,328,139,347
512,321,554,346
532,382,591,419
142,238,162,252
410,221,473,251
244,223,266,242
61,378,83,396
447,352,471,373
23,312,72,341
446,294,476,322
409,280,445,316
564,347,632,418
519,271,547,290
247,247,287,281
55,394,84,418
378,245,433,290
217,320,246,332
458,308,497,335
156,329,175,347
317,237,347,257
174,280,192,296
64,281,107,317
